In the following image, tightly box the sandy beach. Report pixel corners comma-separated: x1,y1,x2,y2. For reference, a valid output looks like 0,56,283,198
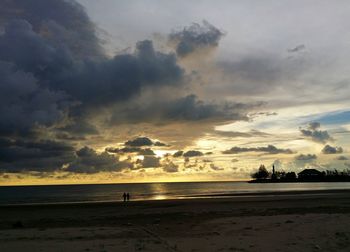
0,189,349,252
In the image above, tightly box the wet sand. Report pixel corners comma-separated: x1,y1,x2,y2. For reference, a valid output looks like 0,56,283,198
0,189,350,251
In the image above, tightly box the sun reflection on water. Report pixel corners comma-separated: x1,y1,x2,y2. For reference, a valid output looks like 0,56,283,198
149,183,169,200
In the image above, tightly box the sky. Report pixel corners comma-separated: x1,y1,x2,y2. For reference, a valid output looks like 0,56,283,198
1,0,350,185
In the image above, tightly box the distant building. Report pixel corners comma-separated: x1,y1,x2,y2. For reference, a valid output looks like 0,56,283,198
298,169,323,180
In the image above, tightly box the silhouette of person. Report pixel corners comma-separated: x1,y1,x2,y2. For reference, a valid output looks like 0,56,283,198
126,193,130,201
123,192,127,202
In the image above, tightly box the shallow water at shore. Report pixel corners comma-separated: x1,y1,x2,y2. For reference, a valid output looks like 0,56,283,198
1,181,350,205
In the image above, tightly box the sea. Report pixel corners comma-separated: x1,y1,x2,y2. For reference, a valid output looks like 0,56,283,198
1,181,350,205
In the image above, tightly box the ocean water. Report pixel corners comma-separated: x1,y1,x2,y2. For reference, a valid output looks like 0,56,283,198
1,181,350,205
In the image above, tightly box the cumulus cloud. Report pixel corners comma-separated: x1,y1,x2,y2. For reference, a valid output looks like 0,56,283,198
183,150,204,157
169,20,224,57
173,150,205,158
66,147,132,173
173,150,184,157
105,146,155,156
162,160,179,173
138,148,156,156
154,141,167,146
300,122,332,143
322,145,343,154
124,137,167,147
222,145,294,155
307,122,320,130
106,147,140,154
295,154,317,161
210,163,224,171
125,137,153,147
136,156,161,168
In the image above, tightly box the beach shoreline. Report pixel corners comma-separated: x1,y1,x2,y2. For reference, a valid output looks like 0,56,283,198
1,189,350,251
1,187,350,207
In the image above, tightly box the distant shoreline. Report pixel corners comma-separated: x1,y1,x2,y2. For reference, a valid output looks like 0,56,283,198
249,179,350,183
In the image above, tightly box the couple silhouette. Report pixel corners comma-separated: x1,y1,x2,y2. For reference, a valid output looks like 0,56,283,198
122,192,130,202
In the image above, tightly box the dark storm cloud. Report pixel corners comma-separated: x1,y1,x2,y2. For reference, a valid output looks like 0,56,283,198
0,19,74,77
110,95,258,124
58,120,99,137
0,138,136,175
0,19,183,106
300,122,332,143
295,154,317,161
0,138,75,172
322,145,343,154
0,0,184,135
65,146,132,173
0,0,103,60
55,132,86,141
169,20,224,57
59,39,184,106
0,0,263,174
222,145,294,155
164,95,252,121
0,61,71,136
0,0,256,134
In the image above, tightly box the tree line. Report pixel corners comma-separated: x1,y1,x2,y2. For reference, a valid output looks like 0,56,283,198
250,164,350,183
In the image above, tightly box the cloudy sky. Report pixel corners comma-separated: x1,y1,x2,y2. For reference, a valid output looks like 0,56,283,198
1,0,350,185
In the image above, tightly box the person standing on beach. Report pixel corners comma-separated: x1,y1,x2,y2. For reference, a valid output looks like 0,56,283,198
126,193,130,201
123,192,127,202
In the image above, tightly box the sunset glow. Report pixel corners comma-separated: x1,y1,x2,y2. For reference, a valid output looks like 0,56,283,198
1,0,350,185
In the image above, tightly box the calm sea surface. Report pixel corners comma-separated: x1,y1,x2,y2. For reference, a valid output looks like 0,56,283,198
1,181,350,205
